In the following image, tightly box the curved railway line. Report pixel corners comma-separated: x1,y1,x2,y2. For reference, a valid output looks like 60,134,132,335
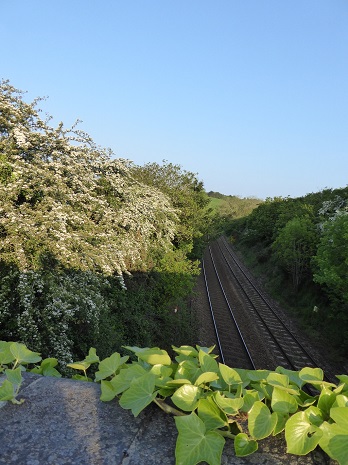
202,236,337,382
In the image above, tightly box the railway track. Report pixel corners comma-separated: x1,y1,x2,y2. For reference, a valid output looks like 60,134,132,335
202,236,335,380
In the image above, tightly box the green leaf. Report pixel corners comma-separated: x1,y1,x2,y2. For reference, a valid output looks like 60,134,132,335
275,366,304,388
248,401,277,439
241,389,263,413
172,345,199,358
194,372,219,387
95,352,129,381
126,347,172,366
0,379,15,401
100,380,118,402
273,412,289,435
40,358,61,378
197,396,228,430
84,347,100,365
319,422,348,465
5,367,22,387
104,364,147,397
175,412,225,465
333,394,348,408
166,378,192,387
175,359,201,384
214,391,244,415
267,372,299,395
171,384,202,412
199,350,219,373
285,410,323,455
298,367,337,389
67,361,90,372
0,341,15,365
10,342,41,365
234,433,258,457
247,370,271,382
271,386,298,414
149,364,172,378
330,406,348,428
293,389,317,408
304,406,324,427
219,363,242,387
318,387,337,417
119,372,158,416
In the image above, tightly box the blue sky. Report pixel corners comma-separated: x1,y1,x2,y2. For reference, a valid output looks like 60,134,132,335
2,1,348,199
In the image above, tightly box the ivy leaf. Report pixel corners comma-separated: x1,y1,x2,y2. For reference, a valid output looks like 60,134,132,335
31,358,61,377
319,421,348,465
241,389,262,413
273,412,289,435
267,372,299,395
10,342,41,365
234,433,258,457
299,367,324,384
95,352,129,381
0,379,15,401
333,394,348,408
100,380,118,402
175,412,225,465
197,396,228,430
194,372,219,387
247,370,271,382
175,359,201,384
317,387,337,417
248,401,277,439
219,363,242,387
67,361,90,372
171,384,202,412
0,341,15,365
214,391,244,415
275,366,304,388
5,367,22,387
100,364,147,401
285,410,323,455
40,358,61,378
84,347,100,365
199,350,219,373
271,386,298,414
119,372,158,416
330,406,348,428
172,345,199,358
124,346,171,366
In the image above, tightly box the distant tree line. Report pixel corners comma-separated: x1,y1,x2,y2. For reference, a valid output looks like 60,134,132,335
228,188,348,356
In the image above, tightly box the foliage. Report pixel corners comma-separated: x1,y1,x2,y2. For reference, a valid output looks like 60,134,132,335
272,217,318,289
230,186,348,357
0,340,60,404
131,160,211,257
313,211,348,303
66,344,348,465
0,81,202,364
0,80,178,275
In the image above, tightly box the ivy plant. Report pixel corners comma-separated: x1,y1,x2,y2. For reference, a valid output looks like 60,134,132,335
70,344,348,465
2,341,348,465
0,340,61,404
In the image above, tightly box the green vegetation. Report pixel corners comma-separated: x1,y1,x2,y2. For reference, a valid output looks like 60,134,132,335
0,81,208,365
2,341,348,465
206,191,262,238
228,189,348,359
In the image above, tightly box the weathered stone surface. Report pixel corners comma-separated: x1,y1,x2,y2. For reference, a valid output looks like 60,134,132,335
0,373,335,465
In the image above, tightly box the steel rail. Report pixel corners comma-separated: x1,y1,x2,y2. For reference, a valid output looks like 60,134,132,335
218,236,319,370
203,245,256,369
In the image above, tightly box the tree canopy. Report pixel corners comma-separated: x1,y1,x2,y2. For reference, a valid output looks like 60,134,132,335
0,80,178,275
